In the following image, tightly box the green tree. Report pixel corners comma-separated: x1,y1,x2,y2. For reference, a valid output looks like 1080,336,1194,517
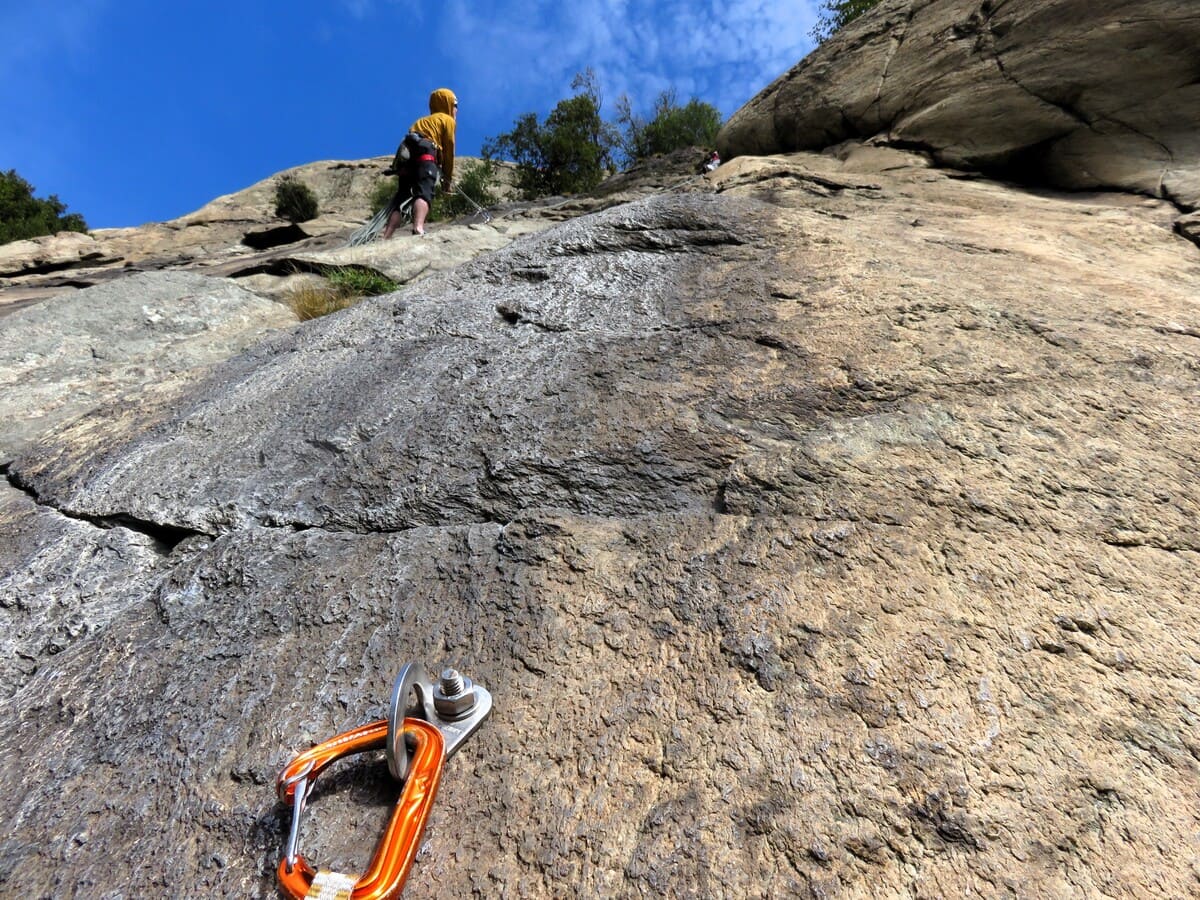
483,70,619,199
483,111,544,197
811,0,883,43
274,176,319,222
616,90,723,162
0,169,88,245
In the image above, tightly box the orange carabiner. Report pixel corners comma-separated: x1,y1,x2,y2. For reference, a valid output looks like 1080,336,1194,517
276,717,446,900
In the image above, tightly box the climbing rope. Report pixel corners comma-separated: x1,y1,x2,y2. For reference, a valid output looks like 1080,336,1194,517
450,183,493,223
643,171,710,197
346,195,411,247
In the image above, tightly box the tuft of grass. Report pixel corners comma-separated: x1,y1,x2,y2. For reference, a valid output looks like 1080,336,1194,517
286,266,401,321
287,283,357,321
324,266,399,296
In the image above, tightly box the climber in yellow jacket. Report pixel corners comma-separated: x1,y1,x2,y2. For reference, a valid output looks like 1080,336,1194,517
384,88,458,238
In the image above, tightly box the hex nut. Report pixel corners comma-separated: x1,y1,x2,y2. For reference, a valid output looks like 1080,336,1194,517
434,675,477,719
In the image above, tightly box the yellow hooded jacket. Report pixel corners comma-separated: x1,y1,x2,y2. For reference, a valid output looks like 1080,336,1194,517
409,88,457,185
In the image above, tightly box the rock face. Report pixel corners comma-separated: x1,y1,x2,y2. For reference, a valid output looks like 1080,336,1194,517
0,153,691,318
0,271,295,463
0,231,121,278
0,156,518,311
3,12,1200,896
717,0,1200,210
2,144,1199,897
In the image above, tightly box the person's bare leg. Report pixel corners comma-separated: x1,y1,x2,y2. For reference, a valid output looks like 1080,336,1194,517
412,199,429,235
382,208,403,240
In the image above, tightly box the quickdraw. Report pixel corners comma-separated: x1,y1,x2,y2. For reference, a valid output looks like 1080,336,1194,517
275,663,492,900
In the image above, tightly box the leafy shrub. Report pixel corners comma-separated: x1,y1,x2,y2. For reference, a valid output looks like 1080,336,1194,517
811,0,883,42
0,169,88,245
483,70,618,199
274,176,319,222
370,177,396,215
616,90,723,162
432,159,500,221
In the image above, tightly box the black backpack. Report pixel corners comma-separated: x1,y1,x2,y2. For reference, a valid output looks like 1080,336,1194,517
389,133,436,175
388,138,411,176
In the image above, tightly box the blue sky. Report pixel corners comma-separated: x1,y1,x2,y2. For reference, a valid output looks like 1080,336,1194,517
1,1,819,229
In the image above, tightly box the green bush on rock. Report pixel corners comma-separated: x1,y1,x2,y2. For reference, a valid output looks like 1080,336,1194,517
274,176,319,222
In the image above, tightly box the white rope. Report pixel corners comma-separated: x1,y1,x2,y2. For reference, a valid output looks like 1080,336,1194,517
346,195,411,247
451,184,493,223
643,171,710,197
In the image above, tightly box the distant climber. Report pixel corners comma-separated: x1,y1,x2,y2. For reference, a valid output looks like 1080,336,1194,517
384,88,458,238
702,150,721,173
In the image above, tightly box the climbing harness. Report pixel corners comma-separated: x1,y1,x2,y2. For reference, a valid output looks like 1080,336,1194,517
275,663,492,900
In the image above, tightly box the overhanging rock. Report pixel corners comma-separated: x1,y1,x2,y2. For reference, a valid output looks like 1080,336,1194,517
718,0,1200,209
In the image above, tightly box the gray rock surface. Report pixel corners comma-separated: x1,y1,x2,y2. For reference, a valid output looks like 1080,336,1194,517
0,483,176,696
2,147,1198,898
718,0,1200,210
0,153,693,322
0,271,295,463
287,215,555,291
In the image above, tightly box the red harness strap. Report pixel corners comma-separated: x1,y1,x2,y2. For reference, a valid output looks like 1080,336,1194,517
417,153,437,163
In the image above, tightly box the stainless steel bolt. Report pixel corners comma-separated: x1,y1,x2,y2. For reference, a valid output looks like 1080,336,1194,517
434,668,477,719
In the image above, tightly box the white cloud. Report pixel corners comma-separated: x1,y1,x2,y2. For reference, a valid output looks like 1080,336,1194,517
438,0,818,119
